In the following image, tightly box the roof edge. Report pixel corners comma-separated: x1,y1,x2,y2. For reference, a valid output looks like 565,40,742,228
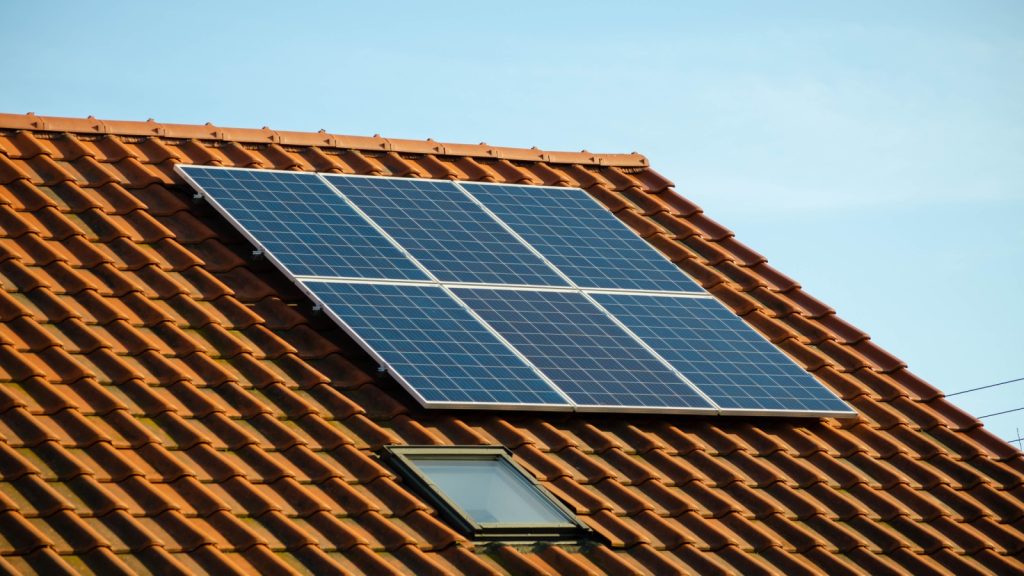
0,112,650,168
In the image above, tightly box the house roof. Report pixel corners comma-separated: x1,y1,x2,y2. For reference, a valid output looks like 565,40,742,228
0,112,1020,575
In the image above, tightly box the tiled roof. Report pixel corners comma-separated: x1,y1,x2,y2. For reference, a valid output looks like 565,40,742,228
0,112,1020,575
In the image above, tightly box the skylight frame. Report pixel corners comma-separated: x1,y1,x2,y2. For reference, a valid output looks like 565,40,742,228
380,445,590,542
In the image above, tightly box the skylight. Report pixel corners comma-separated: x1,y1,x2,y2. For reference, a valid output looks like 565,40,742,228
380,446,587,541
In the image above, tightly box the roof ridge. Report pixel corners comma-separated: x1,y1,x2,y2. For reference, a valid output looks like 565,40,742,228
0,112,650,168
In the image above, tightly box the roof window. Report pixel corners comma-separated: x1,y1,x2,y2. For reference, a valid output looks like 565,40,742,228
381,446,588,541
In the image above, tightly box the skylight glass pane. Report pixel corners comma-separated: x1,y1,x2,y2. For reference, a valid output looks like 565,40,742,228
411,457,571,525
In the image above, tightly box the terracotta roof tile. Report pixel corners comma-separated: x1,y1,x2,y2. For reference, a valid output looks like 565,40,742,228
0,114,1020,574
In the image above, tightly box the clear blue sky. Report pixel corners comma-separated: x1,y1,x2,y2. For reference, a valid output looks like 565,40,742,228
3,1,1022,442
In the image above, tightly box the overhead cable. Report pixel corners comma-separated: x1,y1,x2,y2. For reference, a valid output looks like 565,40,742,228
978,405,1024,419
947,376,1024,397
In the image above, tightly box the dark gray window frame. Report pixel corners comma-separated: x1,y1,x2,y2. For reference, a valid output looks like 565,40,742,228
380,445,591,542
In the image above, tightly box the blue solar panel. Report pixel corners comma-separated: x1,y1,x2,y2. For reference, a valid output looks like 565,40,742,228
324,175,569,287
460,183,704,293
177,166,849,417
452,288,714,411
303,281,570,408
592,293,853,415
178,166,428,281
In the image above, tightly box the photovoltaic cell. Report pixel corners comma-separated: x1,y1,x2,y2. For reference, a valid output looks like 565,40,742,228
325,175,569,287
592,293,854,414
460,183,704,292
303,281,570,408
178,167,428,281
453,288,714,411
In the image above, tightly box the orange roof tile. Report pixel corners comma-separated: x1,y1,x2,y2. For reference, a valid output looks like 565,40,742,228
0,113,1021,575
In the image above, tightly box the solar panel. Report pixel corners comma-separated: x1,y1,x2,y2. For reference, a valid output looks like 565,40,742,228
303,281,570,409
324,175,569,287
592,293,854,416
452,288,715,412
177,165,852,418
460,183,704,293
177,166,429,281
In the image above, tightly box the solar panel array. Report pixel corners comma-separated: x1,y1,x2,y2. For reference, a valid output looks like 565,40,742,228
177,165,854,417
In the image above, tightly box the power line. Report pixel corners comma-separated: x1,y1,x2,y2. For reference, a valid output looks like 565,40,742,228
978,405,1024,419
947,376,1024,397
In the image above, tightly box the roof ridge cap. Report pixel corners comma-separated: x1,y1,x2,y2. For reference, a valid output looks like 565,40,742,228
0,112,650,168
